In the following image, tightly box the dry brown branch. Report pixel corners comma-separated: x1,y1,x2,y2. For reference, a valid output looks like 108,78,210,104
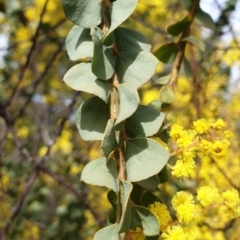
168,0,201,88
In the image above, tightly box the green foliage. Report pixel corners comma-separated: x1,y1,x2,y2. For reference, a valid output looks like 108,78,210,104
101,119,118,157
167,15,190,36
133,205,159,236
183,35,206,52
195,8,216,30
2,0,239,239
61,0,169,238
106,0,138,36
115,83,139,125
91,27,115,80
159,86,175,104
64,63,110,102
75,97,109,140
183,56,194,77
61,0,101,28
81,157,119,192
65,26,93,60
125,105,165,138
154,43,178,63
118,180,133,233
93,223,120,240
116,49,159,88
125,138,169,182
114,27,151,52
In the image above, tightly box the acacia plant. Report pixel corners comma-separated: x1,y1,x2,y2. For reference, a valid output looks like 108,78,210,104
60,0,172,238
60,0,239,239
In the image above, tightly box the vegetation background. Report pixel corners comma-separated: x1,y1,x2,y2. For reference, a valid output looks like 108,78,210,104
0,0,239,239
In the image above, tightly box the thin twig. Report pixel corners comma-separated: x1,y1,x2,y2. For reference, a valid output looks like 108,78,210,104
0,171,39,240
39,164,106,227
6,0,49,107
213,159,239,190
13,43,63,122
168,0,201,88
0,92,80,239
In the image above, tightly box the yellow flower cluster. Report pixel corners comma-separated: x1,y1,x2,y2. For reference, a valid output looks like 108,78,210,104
221,44,240,66
170,118,233,178
172,191,196,224
170,124,196,178
162,225,197,240
223,189,240,209
172,151,196,178
193,118,210,134
147,187,239,239
148,202,172,230
129,227,145,240
197,186,219,207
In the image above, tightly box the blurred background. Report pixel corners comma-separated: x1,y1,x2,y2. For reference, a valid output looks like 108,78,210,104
0,0,239,239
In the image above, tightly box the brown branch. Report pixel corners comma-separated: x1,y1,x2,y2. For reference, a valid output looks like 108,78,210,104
0,92,81,239
5,0,50,108
38,164,105,227
13,43,63,123
101,0,111,34
168,0,201,88
213,159,239,190
0,171,39,240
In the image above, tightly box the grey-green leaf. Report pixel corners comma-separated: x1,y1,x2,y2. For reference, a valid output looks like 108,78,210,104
134,205,159,236
183,35,206,52
148,100,162,111
183,57,194,78
101,119,118,158
93,223,120,240
114,27,151,52
154,75,170,85
137,175,160,190
142,192,161,208
126,138,170,182
115,83,139,125
76,97,109,141
63,63,110,103
91,27,115,80
65,25,93,61
167,15,190,36
61,0,101,28
81,157,119,193
106,0,138,37
125,105,165,138
118,180,133,233
159,86,175,104
116,50,159,89
158,165,169,183
154,43,178,64
179,0,192,10
195,9,216,30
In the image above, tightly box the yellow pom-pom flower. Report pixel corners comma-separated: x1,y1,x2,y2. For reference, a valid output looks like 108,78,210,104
172,158,195,178
172,191,194,207
193,118,210,134
170,124,184,141
224,130,233,139
148,202,172,230
130,227,145,240
212,119,226,130
172,191,196,224
222,189,240,208
199,139,212,153
197,186,219,206
162,225,197,240
176,202,196,224
211,140,228,158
